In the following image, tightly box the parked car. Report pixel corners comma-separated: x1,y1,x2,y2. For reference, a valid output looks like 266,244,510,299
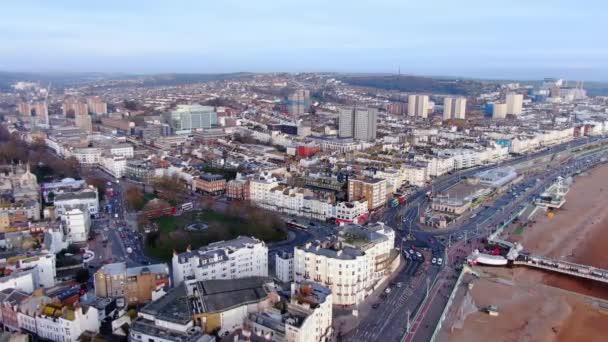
432,258,437,264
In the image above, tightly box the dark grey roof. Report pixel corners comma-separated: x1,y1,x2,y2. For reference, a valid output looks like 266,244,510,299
193,276,273,313
140,283,191,324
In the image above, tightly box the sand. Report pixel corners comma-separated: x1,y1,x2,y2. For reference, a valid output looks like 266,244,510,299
441,269,608,342
441,163,608,341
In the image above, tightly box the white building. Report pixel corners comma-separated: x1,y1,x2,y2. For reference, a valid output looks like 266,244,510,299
506,93,523,116
249,172,280,204
172,236,268,285
0,270,36,293
401,163,430,186
248,282,333,342
408,95,429,118
61,208,91,243
492,103,507,119
2,253,56,288
53,187,99,216
71,147,101,165
109,144,134,158
99,154,127,178
334,200,368,224
36,304,99,342
443,97,466,120
275,251,294,283
293,222,396,305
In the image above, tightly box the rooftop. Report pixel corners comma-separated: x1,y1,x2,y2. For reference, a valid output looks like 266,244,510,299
189,276,274,313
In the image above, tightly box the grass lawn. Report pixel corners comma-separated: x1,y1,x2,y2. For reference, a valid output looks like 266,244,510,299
145,209,287,261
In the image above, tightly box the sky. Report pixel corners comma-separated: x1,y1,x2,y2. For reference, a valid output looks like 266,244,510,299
2,0,608,80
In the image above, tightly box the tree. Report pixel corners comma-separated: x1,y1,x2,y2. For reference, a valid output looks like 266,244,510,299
125,186,146,211
85,176,107,199
152,175,187,203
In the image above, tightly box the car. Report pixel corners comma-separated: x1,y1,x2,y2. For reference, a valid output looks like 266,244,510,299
396,282,403,288
384,288,391,294
409,249,414,255
416,252,422,258
437,258,443,265
372,303,380,309
432,258,437,264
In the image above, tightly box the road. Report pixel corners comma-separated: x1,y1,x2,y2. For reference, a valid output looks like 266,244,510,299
343,136,608,342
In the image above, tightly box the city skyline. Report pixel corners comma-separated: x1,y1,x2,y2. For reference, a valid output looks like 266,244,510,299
2,1,608,80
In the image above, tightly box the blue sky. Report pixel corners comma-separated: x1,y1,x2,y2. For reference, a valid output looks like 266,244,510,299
2,0,608,80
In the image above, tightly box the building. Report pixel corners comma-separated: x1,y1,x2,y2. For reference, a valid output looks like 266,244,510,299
168,104,218,133
129,283,207,342
32,101,49,127
338,107,354,138
1,253,56,289
338,107,377,141
275,251,294,283
287,89,311,118
408,95,429,118
226,179,249,200
249,172,280,204
193,173,226,195
17,102,31,116
60,208,91,243
443,97,466,120
293,222,397,305
247,282,333,342
99,154,127,178
62,99,88,117
94,262,170,305
492,103,507,119
131,277,278,340
86,96,107,115
0,270,36,293
74,113,92,132
334,200,368,225
171,236,268,285
53,187,99,217
41,178,87,203
505,93,523,116
35,303,99,342
348,177,387,210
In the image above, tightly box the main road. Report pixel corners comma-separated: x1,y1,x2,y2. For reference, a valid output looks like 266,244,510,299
344,135,608,342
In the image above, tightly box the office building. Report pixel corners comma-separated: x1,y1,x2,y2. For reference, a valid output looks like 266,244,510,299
492,103,508,119
74,113,92,132
408,95,429,118
94,262,171,305
287,89,311,118
443,97,466,120
293,222,396,305
168,104,218,133
506,93,523,116
338,107,377,142
171,236,268,285
348,177,387,210
86,96,108,115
